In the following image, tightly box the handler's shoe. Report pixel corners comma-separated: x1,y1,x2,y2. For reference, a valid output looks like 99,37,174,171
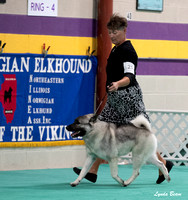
156,160,174,184
73,167,97,183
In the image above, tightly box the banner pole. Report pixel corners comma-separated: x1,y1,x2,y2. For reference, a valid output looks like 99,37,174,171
96,0,113,112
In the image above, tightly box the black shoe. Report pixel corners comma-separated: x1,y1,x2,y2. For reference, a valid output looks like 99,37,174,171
156,160,174,184
73,167,97,183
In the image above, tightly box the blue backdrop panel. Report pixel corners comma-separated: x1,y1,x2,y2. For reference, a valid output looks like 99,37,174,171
0,54,97,146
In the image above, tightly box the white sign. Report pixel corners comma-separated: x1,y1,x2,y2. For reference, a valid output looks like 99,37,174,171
28,0,58,17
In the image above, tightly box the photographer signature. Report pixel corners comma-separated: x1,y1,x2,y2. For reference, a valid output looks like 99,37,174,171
154,191,182,197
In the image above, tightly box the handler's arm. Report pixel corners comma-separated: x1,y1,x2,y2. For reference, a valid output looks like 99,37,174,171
107,76,130,92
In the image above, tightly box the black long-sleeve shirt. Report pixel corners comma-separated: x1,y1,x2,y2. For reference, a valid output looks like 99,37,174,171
106,40,138,90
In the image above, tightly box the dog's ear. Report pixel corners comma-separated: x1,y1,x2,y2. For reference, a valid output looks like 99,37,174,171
89,114,98,123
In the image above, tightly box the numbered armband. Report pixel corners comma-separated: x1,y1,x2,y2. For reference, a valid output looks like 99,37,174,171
123,62,135,75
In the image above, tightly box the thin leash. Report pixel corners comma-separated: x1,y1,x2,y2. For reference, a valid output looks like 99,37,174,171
94,92,107,116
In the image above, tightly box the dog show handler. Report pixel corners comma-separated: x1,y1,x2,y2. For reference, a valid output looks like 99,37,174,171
73,14,173,184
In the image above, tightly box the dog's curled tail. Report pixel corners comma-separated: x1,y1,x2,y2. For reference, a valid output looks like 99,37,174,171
131,115,151,132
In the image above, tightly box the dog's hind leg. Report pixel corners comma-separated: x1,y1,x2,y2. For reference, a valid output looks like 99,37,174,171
124,144,154,187
123,155,143,186
109,158,124,186
70,155,96,187
147,154,171,183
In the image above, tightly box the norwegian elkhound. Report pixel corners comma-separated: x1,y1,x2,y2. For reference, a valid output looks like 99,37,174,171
66,114,170,187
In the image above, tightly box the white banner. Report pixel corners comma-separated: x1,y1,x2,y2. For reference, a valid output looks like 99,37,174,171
28,0,58,17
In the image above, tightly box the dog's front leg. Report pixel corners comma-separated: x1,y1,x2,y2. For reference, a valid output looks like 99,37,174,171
70,155,96,187
109,158,124,186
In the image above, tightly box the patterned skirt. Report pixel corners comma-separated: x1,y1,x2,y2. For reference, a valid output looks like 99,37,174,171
98,84,150,125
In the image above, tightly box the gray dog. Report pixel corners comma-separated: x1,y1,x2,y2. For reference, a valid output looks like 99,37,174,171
66,114,170,187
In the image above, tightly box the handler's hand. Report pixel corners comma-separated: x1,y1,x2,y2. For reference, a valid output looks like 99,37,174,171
107,82,119,92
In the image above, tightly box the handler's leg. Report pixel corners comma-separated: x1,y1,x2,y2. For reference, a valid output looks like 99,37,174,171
73,158,104,183
71,156,96,187
156,152,173,184
89,158,104,174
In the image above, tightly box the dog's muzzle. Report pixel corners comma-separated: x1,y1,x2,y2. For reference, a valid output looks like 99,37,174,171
66,125,86,138
70,131,81,138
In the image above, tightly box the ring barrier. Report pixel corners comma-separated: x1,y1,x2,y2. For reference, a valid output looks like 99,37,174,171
120,110,188,166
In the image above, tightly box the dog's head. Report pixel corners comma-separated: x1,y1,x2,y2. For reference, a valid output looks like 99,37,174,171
66,114,98,138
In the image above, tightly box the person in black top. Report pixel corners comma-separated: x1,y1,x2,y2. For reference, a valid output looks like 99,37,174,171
98,38,149,125
73,14,173,184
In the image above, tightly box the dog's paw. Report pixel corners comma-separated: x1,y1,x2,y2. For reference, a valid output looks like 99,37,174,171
122,183,128,187
118,180,127,187
123,181,130,187
166,175,171,182
70,182,79,187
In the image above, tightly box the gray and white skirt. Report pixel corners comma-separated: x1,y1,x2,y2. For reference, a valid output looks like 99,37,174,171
98,84,149,125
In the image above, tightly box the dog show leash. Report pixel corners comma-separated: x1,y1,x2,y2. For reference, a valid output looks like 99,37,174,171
94,92,107,116
91,83,113,122
94,82,114,116
89,92,107,123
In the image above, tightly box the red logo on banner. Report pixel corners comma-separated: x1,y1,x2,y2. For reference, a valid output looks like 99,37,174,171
0,74,17,123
